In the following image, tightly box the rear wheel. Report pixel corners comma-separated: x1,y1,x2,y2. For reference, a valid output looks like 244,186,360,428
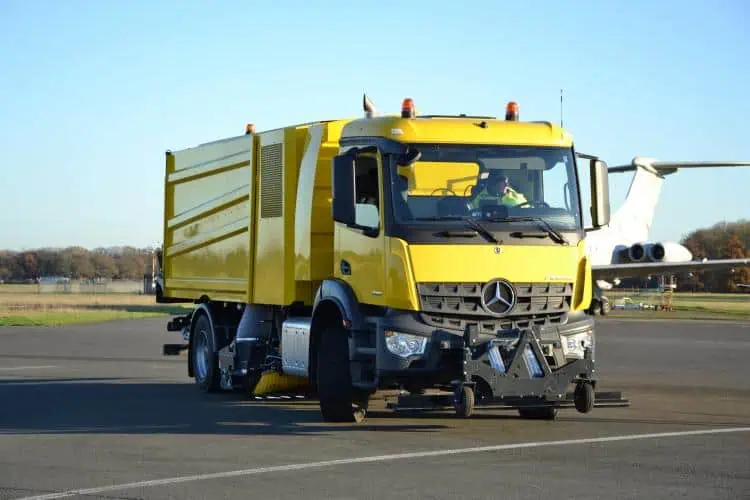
317,326,368,423
192,314,221,393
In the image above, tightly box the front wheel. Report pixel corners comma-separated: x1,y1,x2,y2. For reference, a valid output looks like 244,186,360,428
316,326,368,423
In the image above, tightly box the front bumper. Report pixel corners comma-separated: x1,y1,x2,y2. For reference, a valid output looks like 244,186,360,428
369,309,596,392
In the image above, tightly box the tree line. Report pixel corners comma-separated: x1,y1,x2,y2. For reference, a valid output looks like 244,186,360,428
679,219,750,292
0,246,155,283
2,219,749,290
617,219,750,292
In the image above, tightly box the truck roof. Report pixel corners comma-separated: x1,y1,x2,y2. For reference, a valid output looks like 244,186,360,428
340,114,573,147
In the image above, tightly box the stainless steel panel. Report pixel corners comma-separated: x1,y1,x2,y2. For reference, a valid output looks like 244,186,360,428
281,318,312,377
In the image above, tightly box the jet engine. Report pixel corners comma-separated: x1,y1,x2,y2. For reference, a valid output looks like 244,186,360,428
651,241,693,262
628,243,646,262
639,242,693,262
646,242,666,261
620,242,692,263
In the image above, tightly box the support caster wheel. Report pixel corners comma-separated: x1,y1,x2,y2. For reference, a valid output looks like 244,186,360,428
455,386,475,418
574,382,594,414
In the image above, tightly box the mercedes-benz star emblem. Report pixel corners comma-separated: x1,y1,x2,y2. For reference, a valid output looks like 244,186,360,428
481,279,516,316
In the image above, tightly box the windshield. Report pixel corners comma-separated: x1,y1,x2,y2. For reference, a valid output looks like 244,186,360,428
389,144,582,231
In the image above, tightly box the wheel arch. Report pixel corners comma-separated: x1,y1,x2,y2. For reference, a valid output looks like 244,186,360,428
309,279,363,385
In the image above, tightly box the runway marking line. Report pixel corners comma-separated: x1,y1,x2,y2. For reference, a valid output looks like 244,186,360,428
0,366,57,371
17,426,750,500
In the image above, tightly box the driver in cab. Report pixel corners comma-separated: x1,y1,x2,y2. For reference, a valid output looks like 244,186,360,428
468,171,527,208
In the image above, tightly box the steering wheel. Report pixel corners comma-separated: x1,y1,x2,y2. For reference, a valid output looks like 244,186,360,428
431,188,458,197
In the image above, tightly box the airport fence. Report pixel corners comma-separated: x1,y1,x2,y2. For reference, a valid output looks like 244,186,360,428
0,279,152,295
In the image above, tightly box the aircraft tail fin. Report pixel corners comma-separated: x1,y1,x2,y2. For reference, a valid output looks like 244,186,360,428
606,157,750,243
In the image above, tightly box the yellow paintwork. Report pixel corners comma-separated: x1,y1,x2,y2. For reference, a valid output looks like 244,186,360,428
384,239,591,312
341,115,573,147
333,153,387,306
253,127,293,305
573,253,593,311
162,134,256,303
407,244,578,283
161,109,593,313
294,120,350,285
386,237,421,311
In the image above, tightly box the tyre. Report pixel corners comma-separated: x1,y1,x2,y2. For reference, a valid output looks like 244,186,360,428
574,382,594,413
601,299,610,316
455,386,474,418
316,326,368,423
192,313,221,393
518,407,558,420
590,299,601,316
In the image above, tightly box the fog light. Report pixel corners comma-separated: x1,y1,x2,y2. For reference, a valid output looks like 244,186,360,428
385,330,427,358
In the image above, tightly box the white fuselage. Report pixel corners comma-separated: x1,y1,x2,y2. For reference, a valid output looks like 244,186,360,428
583,165,693,281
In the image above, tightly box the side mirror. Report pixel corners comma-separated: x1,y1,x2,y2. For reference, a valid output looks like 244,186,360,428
590,159,610,228
397,147,421,166
332,154,356,226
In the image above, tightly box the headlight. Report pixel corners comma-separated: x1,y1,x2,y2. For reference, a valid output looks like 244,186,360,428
561,331,593,358
385,330,428,358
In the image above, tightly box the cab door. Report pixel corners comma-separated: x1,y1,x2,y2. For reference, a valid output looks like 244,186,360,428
333,149,387,307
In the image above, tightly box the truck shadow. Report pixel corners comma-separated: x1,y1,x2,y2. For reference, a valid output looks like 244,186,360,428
0,378,452,436
2,378,743,437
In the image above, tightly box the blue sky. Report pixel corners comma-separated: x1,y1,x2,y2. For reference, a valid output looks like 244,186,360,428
1,0,748,251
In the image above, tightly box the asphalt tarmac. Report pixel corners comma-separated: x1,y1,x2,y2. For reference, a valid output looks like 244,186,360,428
0,317,748,499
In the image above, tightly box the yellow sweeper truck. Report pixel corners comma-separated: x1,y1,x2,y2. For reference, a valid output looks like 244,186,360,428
160,96,628,422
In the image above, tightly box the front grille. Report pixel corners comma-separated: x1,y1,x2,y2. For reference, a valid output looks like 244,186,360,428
417,281,573,332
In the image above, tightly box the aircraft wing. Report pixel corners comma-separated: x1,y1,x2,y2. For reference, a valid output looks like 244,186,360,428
608,158,750,176
592,258,750,281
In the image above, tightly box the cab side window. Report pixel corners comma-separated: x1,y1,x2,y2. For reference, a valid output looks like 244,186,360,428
353,155,380,230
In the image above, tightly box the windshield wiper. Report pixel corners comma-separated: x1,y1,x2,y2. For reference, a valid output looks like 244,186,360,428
434,230,479,239
464,218,499,244
413,216,499,243
489,215,569,245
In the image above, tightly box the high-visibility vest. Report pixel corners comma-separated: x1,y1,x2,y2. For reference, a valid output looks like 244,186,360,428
469,186,527,208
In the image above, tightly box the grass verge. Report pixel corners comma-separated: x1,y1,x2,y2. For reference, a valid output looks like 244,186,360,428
606,309,750,322
0,309,169,327
605,292,749,322
0,292,191,327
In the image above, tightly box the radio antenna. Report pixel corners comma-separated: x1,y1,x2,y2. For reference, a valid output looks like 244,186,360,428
560,88,564,127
